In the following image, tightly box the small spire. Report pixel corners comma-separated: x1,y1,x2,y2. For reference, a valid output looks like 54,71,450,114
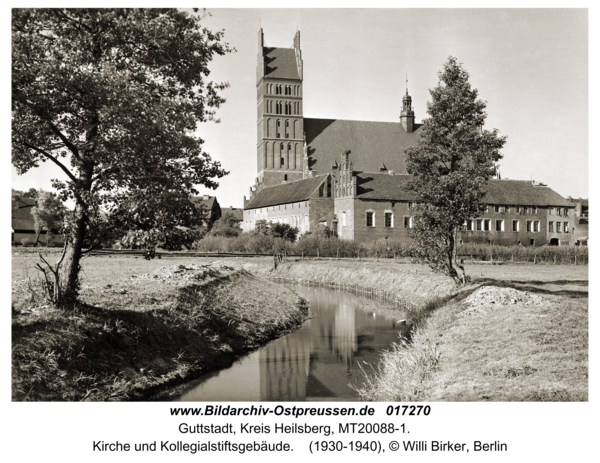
406,71,408,95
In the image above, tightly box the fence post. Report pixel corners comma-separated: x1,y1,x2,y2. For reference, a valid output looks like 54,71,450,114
302,251,304,260
337,249,339,260
394,250,396,263
376,251,378,262
317,248,319,259
575,255,577,265
534,254,537,265
554,255,556,265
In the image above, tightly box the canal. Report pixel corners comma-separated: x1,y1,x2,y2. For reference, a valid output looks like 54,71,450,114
171,284,408,401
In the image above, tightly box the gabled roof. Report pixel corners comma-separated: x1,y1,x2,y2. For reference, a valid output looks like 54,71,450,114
245,175,327,210
483,180,573,207
222,207,243,221
354,175,573,207
264,47,300,80
304,118,422,176
192,195,217,210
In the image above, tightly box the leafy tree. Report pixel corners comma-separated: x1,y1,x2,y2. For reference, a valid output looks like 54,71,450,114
12,9,230,307
252,219,270,235
31,189,66,246
12,187,38,200
269,223,299,241
209,212,241,237
251,220,299,241
405,57,506,284
110,190,208,250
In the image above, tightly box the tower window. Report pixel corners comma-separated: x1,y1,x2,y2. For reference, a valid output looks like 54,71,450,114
284,174,288,181
281,158,284,166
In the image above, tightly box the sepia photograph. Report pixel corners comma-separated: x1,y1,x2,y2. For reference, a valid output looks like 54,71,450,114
11,8,588,406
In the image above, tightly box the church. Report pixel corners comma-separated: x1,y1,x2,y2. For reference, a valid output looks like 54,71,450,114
242,29,577,246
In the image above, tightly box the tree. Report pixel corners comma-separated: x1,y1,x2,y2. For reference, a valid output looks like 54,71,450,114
209,212,241,237
12,187,38,200
31,189,66,246
251,220,299,241
404,57,506,283
12,9,230,307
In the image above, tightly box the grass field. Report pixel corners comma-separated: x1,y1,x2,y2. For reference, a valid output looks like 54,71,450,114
12,251,588,401
12,255,308,401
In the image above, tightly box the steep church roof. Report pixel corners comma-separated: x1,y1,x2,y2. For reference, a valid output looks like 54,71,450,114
245,175,327,210
264,47,300,80
355,174,573,207
304,118,422,175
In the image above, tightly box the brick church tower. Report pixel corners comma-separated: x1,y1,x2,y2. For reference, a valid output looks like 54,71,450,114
256,28,304,187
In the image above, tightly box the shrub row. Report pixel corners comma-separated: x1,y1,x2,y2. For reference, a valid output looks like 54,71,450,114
191,234,588,264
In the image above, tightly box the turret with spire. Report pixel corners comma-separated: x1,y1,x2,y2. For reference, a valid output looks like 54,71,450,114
400,73,415,133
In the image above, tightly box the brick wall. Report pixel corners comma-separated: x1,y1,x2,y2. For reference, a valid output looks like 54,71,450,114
351,199,414,242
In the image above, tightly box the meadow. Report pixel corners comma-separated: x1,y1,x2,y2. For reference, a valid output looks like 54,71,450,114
12,250,588,401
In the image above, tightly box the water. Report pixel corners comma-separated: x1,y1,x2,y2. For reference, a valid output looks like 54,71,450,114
171,284,408,402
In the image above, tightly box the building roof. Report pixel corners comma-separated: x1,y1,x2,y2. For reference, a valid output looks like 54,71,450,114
222,207,244,221
245,175,326,210
264,47,300,80
304,118,422,176
354,175,573,207
317,212,337,223
484,180,573,207
12,218,35,230
356,173,417,200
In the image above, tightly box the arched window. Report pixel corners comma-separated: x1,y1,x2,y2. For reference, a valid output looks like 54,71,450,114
280,143,284,151
284,174,288,181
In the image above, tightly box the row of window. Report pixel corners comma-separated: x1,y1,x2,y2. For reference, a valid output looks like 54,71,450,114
464,219,541,232
549,221,570,233
549,207,570,216
245,215,308,231
265,84,300,96
407,203,547,215
252,202,308,214
492,205,539,214
266,101,301,115
271,119,296,138
363,213,548,233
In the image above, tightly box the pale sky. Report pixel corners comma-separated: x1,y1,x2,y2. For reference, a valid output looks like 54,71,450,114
10,8,589,209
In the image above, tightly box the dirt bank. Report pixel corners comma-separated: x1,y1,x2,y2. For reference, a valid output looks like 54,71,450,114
12,261,309,401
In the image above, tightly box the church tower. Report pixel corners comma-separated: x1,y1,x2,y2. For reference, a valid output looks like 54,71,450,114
256,29,304,187
400,88,415,133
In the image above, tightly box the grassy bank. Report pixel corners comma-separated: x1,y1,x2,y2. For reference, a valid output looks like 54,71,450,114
355,269,588,402
244,259,458,307
12,259,308,401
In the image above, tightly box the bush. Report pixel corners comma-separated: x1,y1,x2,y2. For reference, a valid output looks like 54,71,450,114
21,237,35,247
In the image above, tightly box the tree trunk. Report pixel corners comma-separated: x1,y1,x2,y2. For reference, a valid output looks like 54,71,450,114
57,200,87,308
34,227,42,246
447,230,460,282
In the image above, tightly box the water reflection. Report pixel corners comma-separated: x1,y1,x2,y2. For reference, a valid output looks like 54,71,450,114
173,285,408,402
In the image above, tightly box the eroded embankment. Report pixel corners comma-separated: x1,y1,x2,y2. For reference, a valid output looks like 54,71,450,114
12,262,309,401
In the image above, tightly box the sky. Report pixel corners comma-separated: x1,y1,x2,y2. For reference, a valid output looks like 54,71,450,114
10,8,589,209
